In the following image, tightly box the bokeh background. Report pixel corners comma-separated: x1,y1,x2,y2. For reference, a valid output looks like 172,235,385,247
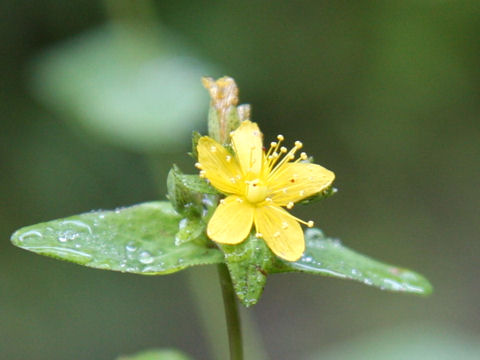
1,1,479,359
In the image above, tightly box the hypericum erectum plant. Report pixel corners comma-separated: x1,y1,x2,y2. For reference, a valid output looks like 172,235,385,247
11,76,432,360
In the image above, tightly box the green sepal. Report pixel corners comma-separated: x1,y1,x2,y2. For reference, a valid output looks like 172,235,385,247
117,348,193,360
272,228,433,295
207,104,241,145
10,201,224,275
219,234,276,307
190,131,202,160
298,186,337,205
167,164,218,217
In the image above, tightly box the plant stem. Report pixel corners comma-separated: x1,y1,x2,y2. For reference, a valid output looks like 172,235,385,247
218,264,244,360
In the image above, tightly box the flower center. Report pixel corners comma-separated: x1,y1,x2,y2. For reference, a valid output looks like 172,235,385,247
245,179,269,204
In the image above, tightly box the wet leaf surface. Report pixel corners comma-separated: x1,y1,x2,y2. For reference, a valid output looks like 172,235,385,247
11,202,223,275
273,228,432,295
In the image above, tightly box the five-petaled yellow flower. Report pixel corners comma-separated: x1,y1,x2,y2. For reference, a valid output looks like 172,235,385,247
196,121,335,261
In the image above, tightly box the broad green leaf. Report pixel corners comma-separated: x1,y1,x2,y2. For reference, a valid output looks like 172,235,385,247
272,228,432,295
11,202,223,275
117,348,193,360
220,234,275,307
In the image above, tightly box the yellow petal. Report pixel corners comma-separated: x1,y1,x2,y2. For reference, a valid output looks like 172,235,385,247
197,136,243,194
268,163,335,206
254,205,304,261
207,196,254,244
231,120,263,175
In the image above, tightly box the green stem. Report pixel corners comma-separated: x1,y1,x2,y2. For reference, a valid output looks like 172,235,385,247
218,264,244,360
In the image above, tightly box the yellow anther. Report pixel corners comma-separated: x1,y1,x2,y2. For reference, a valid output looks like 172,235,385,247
195,162,203,169
277,135,284,141
300,152,308,160
287,202,294,209
294,141,303,149
255,232,263,238
280,146,288,153
307,220,314,228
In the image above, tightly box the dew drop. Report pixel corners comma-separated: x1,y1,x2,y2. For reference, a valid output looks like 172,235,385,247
178,218,188,229
126,242,138,252
139,251,154,264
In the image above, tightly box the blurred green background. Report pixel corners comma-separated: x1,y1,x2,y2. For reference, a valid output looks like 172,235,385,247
1,1,479,359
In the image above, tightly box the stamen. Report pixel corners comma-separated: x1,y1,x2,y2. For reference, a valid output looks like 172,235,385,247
265,142,277,158
220,199,226,204
286,202,294,209
225,155,232,162
282,222,289,229
269,141,302,174
273,231,281,238
266,135,284,161
199,170,206,178
299,190,305,196
195,162,203,169
270,205,314,228
255,232,263,238
280,146,287,153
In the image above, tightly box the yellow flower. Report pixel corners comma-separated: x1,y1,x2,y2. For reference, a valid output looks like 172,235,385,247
196,121,335,261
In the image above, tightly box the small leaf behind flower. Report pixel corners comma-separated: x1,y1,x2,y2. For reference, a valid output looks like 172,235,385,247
11,202,223,275
272,228,432,295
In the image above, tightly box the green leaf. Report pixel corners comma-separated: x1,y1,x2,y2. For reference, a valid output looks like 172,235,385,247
11,202,224,275
273,228,432,295
220,234,276,307
117,348,193,360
